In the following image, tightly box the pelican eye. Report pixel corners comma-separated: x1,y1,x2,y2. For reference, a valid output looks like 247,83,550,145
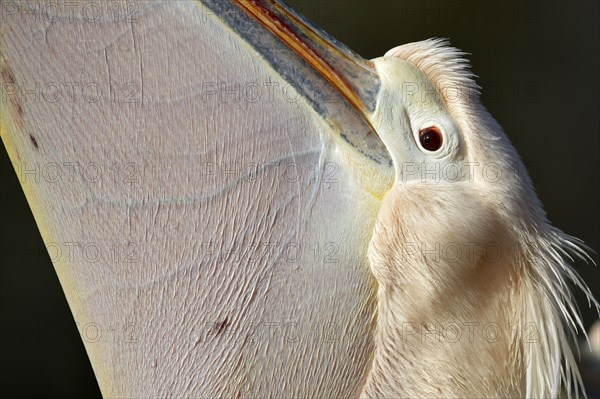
419,127,443,152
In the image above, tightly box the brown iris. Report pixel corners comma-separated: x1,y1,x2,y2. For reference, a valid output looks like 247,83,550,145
419,127,443,151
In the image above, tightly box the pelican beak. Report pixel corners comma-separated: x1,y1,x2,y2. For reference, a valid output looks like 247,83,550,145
234,0,380,123
233,0,392,196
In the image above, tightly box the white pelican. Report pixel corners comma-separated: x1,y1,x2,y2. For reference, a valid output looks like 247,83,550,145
0,0,597,397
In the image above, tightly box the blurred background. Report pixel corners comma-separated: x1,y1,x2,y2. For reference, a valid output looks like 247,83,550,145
1,0,598,397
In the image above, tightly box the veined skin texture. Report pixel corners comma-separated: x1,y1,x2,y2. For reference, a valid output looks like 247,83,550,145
0,1,387,397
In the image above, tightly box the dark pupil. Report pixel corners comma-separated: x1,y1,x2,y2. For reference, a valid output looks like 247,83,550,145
420,128,442,151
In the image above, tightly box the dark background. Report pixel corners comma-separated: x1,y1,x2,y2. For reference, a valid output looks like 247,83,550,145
1,1,598,397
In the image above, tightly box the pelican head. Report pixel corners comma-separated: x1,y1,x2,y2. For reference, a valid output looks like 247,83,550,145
361,39,598,398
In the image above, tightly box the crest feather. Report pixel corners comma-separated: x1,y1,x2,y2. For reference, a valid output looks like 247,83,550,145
384,38,480,99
